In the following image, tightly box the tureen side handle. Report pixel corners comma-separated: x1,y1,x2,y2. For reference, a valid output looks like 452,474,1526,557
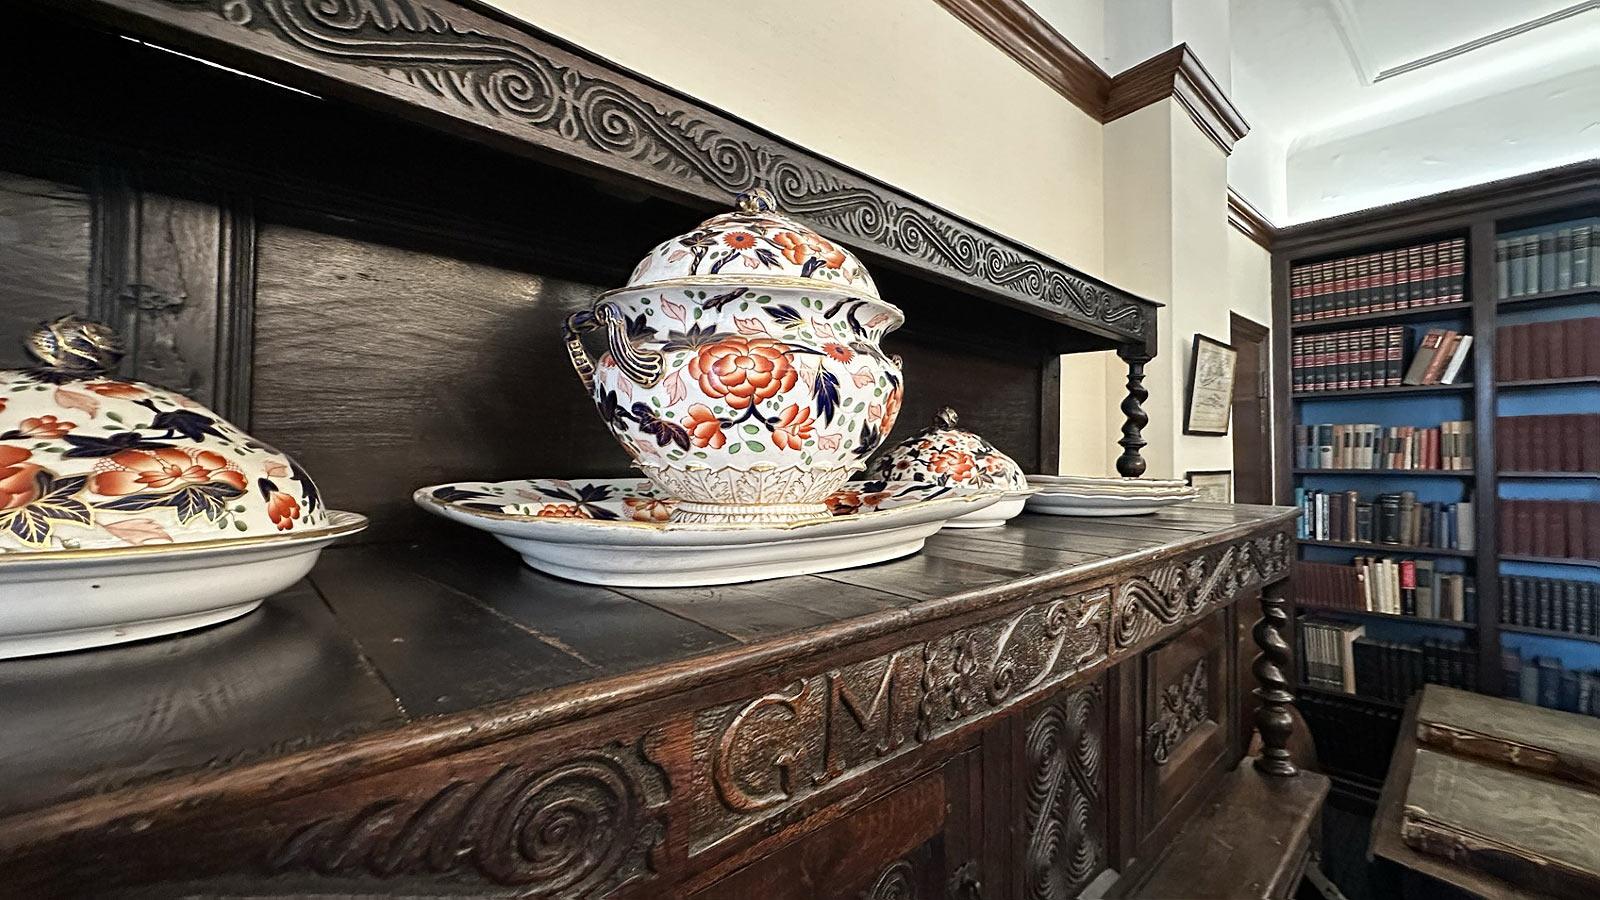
562,303,666,392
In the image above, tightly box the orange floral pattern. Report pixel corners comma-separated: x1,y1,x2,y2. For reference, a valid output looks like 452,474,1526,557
927,450,978,483
81,381,146,399
772,230,847,269
536,503,587,518
685,404,726,449
772,404,815,451
822,342,854,363
0,446,42,511
265,490,301,531
624,496,673,522
687,336,798,410
14,415,75,439
89,448,248,496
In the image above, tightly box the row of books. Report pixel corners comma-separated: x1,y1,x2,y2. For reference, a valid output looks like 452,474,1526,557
1298,619,1477,700
1494,318,1600,382
1495,221,1596,300
1297,559,1475,621
1502,652,1600,717
1290,238,1466,322
1497,500,1600,561
1291,327,1443,393
1295,488,1474,550
1294,421,1474,471
1496,414,1600,473
1498,574,1600,636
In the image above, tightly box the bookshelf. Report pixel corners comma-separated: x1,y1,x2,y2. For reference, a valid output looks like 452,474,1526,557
1272,162,1600,794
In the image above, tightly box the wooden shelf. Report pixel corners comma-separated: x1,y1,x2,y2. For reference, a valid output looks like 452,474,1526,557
1289,300,1473,334
1294,468,1472,477
1498,471,1600,479
1496,286,1600,311
1298,605,1476,629
1299,539,1474,558
1499,625,1600,644
1496,376,1600,390
1500,554,1600,569
1292,383,1473,400
1296,682,1406,710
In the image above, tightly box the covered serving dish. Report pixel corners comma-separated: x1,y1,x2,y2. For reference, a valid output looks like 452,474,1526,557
866,407,1033,528
564,188,905,525
0,317,365,658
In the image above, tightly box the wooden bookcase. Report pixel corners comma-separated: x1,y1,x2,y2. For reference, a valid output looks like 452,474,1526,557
1270,161,1600,801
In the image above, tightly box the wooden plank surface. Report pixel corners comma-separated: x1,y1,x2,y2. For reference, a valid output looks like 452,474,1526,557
1133,763,1328,899
0,504,1294,826
0,582,403,818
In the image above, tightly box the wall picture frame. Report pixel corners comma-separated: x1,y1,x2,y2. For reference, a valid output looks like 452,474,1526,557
1184,334,1238,436
1186,469,1233,503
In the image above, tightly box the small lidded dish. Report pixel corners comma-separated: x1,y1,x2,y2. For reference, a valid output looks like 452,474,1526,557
0,316,365,659
866,407,1033,528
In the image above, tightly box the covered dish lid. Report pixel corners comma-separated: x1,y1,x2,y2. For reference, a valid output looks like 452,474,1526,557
0,316,330,554
614,187,884,305
867,407,1029,493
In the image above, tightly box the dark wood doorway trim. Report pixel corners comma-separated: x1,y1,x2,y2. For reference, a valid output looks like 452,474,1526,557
1229,313,1272,505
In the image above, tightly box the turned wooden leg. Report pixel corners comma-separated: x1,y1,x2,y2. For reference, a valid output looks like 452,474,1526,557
1116,347,1149,478
1252,590,1297,777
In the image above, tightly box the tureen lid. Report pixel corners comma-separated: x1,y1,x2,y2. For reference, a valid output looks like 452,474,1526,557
613,187,882,304
867,406,1030,492
0,316,331,554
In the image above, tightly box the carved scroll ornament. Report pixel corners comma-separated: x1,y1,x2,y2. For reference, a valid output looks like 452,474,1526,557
142,0,1149,338
1146,658,1209,766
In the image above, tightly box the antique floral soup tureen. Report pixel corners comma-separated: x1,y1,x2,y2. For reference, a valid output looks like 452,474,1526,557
564,188,905,525
0,317,365,658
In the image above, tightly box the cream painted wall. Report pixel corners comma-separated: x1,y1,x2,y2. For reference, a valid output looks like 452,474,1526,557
481,0,1274,481
484,0,1105,275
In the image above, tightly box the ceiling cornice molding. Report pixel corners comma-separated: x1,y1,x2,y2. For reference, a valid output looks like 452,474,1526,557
929,0,1109,118
931,2,1250,155
1105,45,1250,154
1227,188,1276,249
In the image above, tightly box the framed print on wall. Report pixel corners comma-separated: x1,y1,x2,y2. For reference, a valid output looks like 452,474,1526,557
1184,334,1238,436
1186,469,1233,503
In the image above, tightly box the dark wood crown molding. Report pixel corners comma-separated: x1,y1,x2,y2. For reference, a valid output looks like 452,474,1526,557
61,0,1157,343
929,0,1108,118
1104,45,1249,154
932,0,1250,156
1227,188,1275,249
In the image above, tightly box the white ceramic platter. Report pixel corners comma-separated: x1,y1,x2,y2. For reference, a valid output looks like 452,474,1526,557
943,489,1035,529
0,510,367,659
1026,473,1192,495
1024,490,1197,517
415,478,999,586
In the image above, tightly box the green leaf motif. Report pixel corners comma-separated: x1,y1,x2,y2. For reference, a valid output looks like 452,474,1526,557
742,424,760,435
745,440,765,452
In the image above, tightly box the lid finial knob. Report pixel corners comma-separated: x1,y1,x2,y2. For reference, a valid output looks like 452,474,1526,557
26,315,125,376
934,407,959,429
735,187,778,215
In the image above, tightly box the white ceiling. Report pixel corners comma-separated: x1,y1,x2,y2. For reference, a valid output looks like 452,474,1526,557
1228,0,1600,223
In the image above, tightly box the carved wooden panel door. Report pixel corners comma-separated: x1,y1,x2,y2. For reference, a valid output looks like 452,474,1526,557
1009,680,1109,900
689,745,985,900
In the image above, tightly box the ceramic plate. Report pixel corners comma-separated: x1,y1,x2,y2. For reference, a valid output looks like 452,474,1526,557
1027,474,1192,495
1024,490,1197,517
0,510,367,659
415,478,999,586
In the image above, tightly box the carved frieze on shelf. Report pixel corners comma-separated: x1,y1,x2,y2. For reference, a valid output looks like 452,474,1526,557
127,0,1150,339
689,588,1110,853
268,737,668,895
1113,530,1291,652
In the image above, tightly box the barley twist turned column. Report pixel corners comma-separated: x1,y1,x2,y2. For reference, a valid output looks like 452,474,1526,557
1115,346,1150,478
1252,590,1297,777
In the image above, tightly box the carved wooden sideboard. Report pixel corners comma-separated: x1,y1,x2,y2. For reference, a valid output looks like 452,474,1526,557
0,506,1296,898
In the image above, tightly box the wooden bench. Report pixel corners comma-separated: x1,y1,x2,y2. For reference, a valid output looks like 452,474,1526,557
1127,761,1330,899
